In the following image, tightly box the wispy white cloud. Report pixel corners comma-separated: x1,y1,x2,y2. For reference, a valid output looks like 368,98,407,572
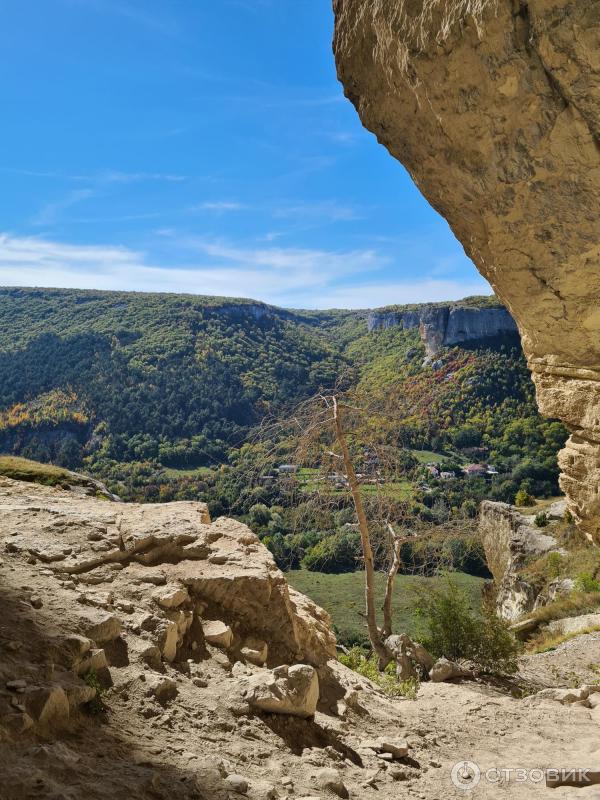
258,231,286,243
32,189,96,226
68,212,166,224
0,167,63,179
305,279,492,310
324,131,360,146
182,237,382,277
3,167,186,184
190,201,246,213
97,170,186,184
0,233,491,309
273,200,362,222
28,171,187,227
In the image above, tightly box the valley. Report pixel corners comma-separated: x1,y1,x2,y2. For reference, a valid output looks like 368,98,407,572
0,286,568,639
2,0,600,795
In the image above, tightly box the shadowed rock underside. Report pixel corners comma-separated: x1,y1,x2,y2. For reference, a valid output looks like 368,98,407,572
333,0,600,540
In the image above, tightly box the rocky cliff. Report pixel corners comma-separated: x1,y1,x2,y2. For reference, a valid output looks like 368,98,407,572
479,499,568,620
368,304,518,356
333,0,600,541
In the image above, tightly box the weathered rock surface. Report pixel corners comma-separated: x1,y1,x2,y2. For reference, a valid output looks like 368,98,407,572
2,477,600,799
334,0,600,541
314,766,349,798
0,477,335,667
548,612,600,637
244,664,319,718
479,501,564,619
368,303,518,356
202,620,233,649
523,684,600,707
362,737,410,760
429,658,472,683
384,634,434,680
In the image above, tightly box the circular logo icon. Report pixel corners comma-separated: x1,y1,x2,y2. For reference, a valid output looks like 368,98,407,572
451,761,481,791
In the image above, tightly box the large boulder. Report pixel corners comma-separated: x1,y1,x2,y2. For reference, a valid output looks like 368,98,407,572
334,0,600,542
244,664,319,718
429,658,472,683
0,481,336,668
384,634,434,680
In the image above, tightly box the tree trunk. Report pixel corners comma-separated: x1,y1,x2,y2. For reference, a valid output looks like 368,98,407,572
382,522,403,639
331,397,389,665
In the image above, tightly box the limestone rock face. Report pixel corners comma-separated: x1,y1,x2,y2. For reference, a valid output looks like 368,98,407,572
368,304,517,356
334,0,600,540
479,500,564,619
0,477,336,668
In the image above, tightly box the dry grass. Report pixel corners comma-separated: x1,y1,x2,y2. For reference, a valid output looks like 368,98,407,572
521,546,600,592
336,0,498,85
0,455,77,487
526,591,600,627
527,625,600,655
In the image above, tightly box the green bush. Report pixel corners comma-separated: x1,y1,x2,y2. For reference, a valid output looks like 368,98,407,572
249,503,271,528
302,530,361,574
415,577,520,674
575,572,600,593
546,552,563,579
515,489,535,507
338,647,419,698
82,669,107,715
534,512,549,528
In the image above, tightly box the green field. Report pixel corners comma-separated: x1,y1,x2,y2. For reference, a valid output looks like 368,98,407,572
359,480,412,499
410,448,467,465
162,466,214,478
287,568,486,645
297,468,412,500
410,449,448,464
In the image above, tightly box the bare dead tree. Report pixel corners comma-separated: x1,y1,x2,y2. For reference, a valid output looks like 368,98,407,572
382,523,404,639
326,394,389,663
248,384,484,670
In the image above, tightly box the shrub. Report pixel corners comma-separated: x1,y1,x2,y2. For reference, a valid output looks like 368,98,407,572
302,530,361,574
82,669,107,715
534,512,549,528
338,647,419,699
515,489,535,507
415,577,520,674
546,552,563,579
575,573,600,593
249,503,271,528
461,499,478,519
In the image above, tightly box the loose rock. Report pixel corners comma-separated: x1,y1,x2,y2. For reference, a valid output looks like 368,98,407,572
429,657,471,683
314,767,348,799
245,664,319,718
202,620,233,649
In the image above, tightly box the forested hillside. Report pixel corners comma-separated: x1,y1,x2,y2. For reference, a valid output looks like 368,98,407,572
0,287,348,470
0,287,567,552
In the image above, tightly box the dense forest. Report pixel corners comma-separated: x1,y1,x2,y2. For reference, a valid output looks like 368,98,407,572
0,286,567,577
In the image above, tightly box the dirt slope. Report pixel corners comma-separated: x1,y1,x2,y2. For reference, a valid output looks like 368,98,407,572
0,478,599,799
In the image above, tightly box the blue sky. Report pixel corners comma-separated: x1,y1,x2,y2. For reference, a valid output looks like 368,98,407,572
0,0,490,309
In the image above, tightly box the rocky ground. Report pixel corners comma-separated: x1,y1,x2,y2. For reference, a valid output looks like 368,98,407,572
1,477,600,799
